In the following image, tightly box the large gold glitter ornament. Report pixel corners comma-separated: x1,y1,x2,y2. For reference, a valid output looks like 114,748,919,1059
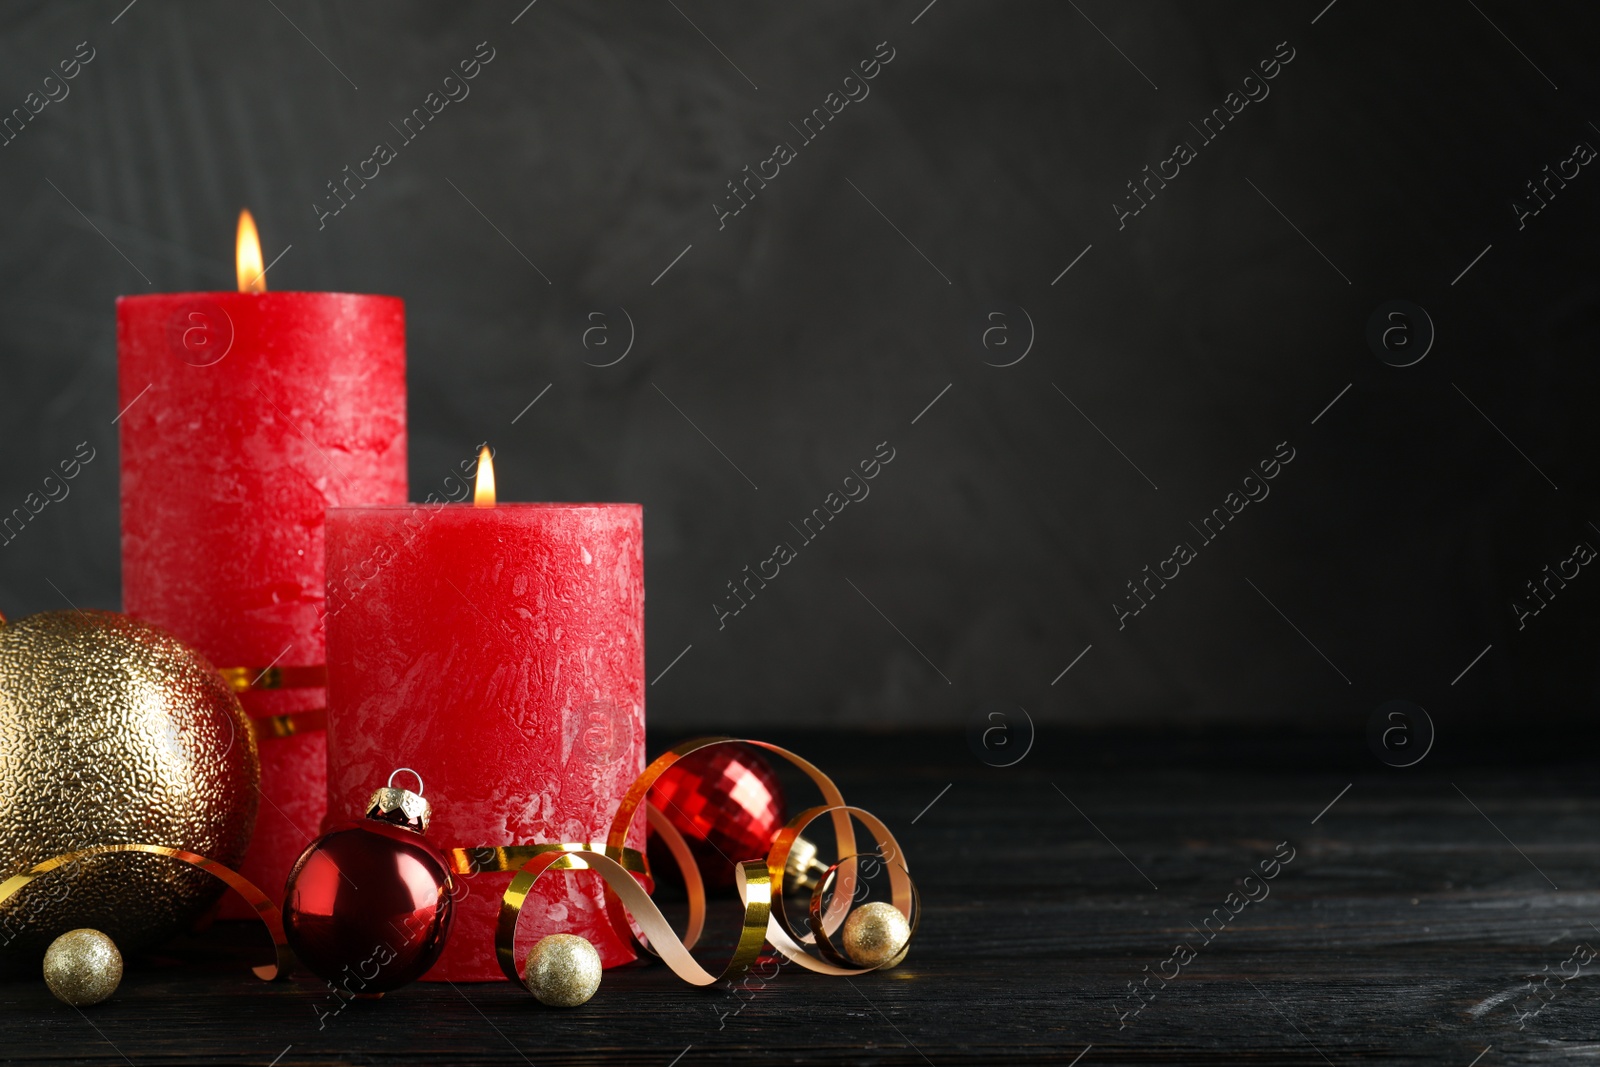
0,610,258,970
841,902,910,969
42,928,123,1005
523,933,602,1007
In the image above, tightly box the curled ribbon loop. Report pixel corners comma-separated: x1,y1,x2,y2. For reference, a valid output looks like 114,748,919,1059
770,805,917,974
496,850,769,987
495,737,916,989
0,844,290,981
644,803,705,950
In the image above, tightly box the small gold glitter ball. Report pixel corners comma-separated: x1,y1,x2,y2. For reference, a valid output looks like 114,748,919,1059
42,928,123,1006
523,934,602,1007
842,902,911,969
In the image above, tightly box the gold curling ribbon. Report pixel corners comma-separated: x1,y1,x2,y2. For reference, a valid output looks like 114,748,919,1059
760,804,917,974
497,849,769,987
250,708,328,739
0,844,291,981
218,664,327,692
644,802,705,950
220,664,329,740
495,737,916,989
450,843,650,880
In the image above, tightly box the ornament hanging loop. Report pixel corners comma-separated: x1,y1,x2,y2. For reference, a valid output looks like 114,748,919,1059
368,769,431,833
388,767,424,795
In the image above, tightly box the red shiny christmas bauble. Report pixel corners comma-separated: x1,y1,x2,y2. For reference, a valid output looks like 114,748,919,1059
282,819,455,993
651,745,787,882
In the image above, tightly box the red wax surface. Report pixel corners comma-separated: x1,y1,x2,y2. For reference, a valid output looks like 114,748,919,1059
117,292,407,909
324,504,644,981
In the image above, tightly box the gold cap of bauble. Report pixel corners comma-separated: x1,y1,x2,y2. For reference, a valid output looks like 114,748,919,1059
0,610,258,971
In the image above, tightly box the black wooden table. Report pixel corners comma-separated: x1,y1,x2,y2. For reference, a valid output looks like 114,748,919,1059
2,729,1595,1065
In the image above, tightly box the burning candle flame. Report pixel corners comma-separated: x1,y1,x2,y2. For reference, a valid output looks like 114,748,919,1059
474,446,495,507
237,209,266,293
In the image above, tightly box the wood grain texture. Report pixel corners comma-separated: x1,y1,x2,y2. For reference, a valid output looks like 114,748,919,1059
1,730,1595,1064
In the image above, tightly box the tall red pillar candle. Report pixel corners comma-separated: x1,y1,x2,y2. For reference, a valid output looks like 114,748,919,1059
117,234,406,909
324,481,644,981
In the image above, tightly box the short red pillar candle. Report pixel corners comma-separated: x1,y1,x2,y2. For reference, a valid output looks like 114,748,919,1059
117,213,406,908
324,460,644,982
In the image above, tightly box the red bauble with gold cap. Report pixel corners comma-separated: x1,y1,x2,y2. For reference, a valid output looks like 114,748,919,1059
281,770,453,993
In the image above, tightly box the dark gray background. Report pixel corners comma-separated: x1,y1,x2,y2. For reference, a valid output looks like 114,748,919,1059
0,0,1594,731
